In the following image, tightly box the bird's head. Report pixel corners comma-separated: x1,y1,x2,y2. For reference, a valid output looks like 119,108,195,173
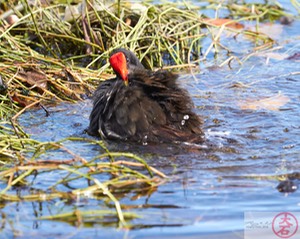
109,48,144,86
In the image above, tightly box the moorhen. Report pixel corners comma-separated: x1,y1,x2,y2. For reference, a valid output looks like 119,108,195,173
88,48,204,144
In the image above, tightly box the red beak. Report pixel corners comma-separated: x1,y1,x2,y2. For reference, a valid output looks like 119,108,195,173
109,52,128,86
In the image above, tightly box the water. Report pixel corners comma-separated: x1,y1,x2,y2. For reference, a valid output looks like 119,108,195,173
2,4,300,239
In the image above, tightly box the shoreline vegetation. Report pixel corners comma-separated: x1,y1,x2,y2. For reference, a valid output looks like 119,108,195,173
0,0,298,227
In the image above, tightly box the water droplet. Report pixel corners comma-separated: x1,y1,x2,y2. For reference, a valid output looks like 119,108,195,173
142,135,148,145
183,115,189,120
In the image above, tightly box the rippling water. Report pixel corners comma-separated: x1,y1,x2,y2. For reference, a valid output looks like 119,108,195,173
3,2,300,239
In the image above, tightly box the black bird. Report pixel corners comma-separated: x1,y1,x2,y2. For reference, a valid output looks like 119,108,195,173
88,48,203,144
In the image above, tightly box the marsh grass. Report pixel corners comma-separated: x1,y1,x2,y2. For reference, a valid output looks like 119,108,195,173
0,0,297,227
0,137,166,227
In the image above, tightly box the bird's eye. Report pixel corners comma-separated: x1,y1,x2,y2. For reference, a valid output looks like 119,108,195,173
126,57,130,63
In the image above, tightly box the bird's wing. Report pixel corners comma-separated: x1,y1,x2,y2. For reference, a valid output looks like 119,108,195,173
104,85,167,141
88,79,117,136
